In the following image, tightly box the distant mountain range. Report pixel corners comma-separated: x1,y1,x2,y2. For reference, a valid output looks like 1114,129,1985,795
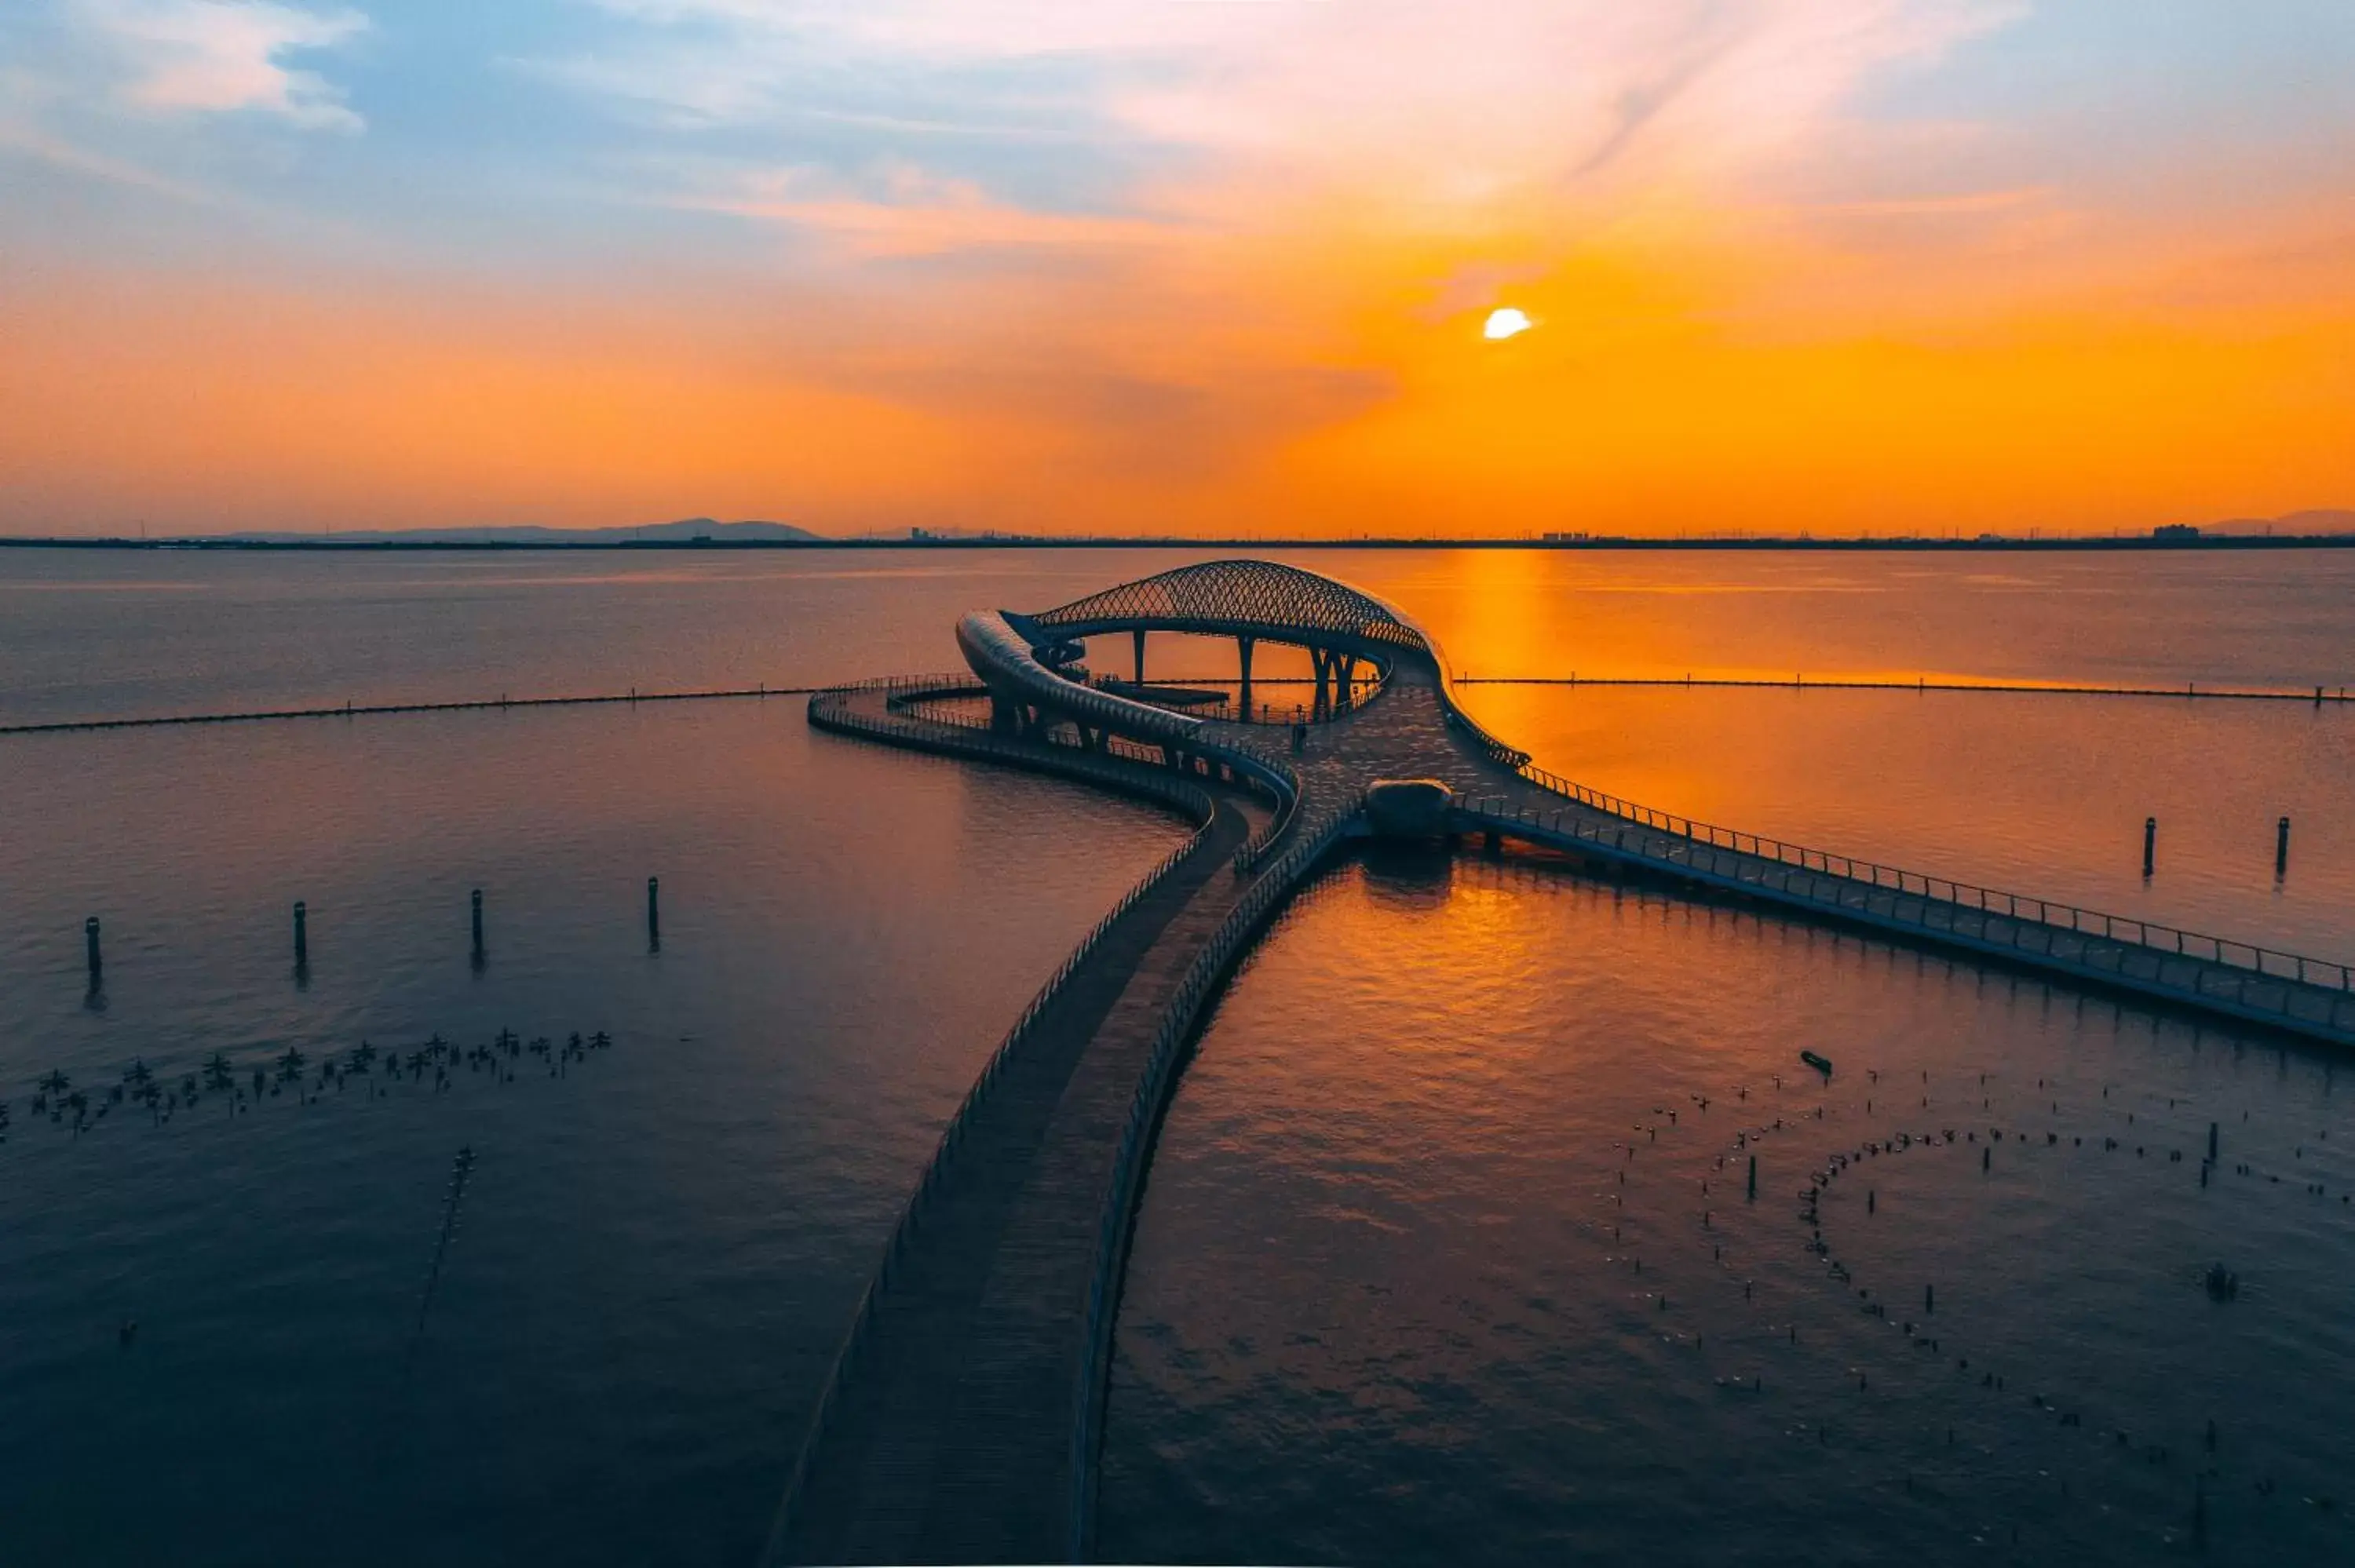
183,508,2355,545
212,518,825,545
13,509,2351,548
2209,509,2355,534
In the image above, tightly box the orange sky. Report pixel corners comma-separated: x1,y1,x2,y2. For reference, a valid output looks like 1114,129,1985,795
2,2,2351,538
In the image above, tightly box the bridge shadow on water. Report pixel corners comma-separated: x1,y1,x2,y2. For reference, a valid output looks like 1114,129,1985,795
1354,841,1458,913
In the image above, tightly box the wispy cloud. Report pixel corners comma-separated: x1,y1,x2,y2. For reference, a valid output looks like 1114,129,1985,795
542,2,2024,246
0,111,226,202
75,0,369,131
1806,186,2054,218
666,160,1185,257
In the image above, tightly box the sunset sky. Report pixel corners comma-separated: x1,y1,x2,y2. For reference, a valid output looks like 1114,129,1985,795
3,2,2351,538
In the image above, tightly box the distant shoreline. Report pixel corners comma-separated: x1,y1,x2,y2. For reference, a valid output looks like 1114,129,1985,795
7,672,2342,738
5,534,2353,553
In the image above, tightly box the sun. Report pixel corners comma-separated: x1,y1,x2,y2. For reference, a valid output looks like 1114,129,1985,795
1483,307,1534,341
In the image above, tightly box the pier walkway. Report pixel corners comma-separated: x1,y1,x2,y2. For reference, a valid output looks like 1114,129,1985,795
772,680,1341,1565
770,560,2354,1565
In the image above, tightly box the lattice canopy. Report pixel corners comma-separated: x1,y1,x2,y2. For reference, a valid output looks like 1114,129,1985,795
1028,559,1432,656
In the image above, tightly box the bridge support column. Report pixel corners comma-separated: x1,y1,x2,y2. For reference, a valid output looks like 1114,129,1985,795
1133,629,1147,685
1237,636,1255,720
1312,647,1331,717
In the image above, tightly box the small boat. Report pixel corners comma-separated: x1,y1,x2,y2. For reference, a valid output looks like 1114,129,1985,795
1800,1050,1834,1076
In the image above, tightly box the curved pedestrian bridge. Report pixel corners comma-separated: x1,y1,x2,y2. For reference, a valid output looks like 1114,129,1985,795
767,560,2355,1566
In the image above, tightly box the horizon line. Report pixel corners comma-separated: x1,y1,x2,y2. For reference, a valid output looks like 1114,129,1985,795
6,533,2355,554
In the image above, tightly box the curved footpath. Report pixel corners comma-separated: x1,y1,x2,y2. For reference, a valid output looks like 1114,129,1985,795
769,684,1313,1565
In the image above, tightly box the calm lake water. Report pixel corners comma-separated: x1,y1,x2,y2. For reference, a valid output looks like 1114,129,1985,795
3,546,2351,1565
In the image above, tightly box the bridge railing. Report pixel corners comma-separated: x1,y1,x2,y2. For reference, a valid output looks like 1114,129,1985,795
867,678,1305,875
1454,792,2355,1034
1070,789,1366,1557
812,682,1221,834
808,672,979,726
1501,764,2354,997
816,672,977,702
1077,673,1382,727
1217,737,1307,870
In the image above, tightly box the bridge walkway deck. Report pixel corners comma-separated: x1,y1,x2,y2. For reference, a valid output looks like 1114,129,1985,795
1198,662,2353,1046
776,687,1274,1564
1455,782,2355,1045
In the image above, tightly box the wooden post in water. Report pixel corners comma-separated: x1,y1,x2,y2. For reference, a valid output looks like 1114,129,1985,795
2143,816,2157,877
85,917,102,986
2276,816,2291,879
470,889,485,966
1747,1154,1757,1200
294,901,308,968
648,877,661,954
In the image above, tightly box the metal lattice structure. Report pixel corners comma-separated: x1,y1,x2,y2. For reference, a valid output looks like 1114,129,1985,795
1027,558,1433,660
963,556,1526,765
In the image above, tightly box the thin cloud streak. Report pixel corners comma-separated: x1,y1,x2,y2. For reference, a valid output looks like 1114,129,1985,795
74,0,370,131
0,112,226,204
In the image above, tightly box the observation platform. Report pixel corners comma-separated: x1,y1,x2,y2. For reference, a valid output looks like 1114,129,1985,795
769,560,2355,1566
